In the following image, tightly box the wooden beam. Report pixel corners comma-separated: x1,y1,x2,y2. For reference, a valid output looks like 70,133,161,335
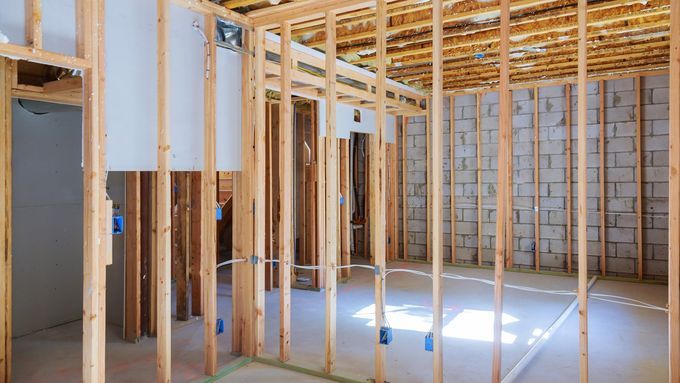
491,0,510,379
449,97,456,263
0,43,90,70
577,0,590,378
248,0,375,28
506,90,514,269
372,1,387,381
534,87,540,272
476,93,482,266
11,84,81,107
426,98,432,262
43,77,82,94
566,84,573,274
635,76,643,280
668,0,680,378
432,0,444,381
25,0,43,49
254,25,267,356
78,0,104,379
324,12,338,373
279,21,292,364
125,172,142,342
340,138,351,278
175,173,190,322
202,14,218,376
599,79,606,277
156,0,172,380
171,0,253,27
0,58,14,383
190,172,203,316
402,116,409,260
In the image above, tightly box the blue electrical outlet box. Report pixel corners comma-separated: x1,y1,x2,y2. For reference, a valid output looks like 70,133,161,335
425,332,433,352
339,193,344,206
216,206,222,221
379,326,393,345
216,318,224,335
112,215,124,235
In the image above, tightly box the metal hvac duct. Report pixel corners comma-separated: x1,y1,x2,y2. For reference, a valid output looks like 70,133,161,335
215,17,250,55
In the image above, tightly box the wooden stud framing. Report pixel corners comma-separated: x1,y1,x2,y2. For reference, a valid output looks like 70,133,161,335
156,0,172,380
0,58,13,383
599,79,606,277
254,26,267,357
432,0,444,381
566,84,573,274
372,1,387,381
449,96,456,263
340,138,351,279
279,21,293,363
534,87,540,272
577,0,590,378
175,173,190,322
476,93,482,266
402,116,409,260
635,76,644,280
25,0,43,49
190,172,203,316
324,12,338,373
506,91,514,269
125,172,142,342
426,98,432,262
668,0,679,378
203,14,218,376
491,0,509,379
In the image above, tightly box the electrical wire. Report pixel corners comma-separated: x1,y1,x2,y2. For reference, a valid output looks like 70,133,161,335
216,258,247,269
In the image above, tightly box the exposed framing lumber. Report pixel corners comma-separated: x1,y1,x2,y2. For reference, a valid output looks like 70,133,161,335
324,12,338,373
254,26,267,357
432,0,444,380
577,0,590,378
202,14,218,376
248,0,380,28
449,96,456,263
279,21,293,364
171,0,253,27
566,84,573,274
10,84,81,107
534,87,540,272
340,138,351,279
0,58,13,383
506,91,514,269
190,172,203,316
25,0,42,49
125,172,142,342
635,76,643,280
668,0,680,378
426,98,432,262
599,79,606,277
175,172,190,322
372,1,387,381
389,135,399,261
0,43,91,70
476,93,482,266
402,116,409,260
491,0,510,379
156,0,172,380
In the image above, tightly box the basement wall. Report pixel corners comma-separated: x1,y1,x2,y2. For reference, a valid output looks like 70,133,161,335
397,75,669,280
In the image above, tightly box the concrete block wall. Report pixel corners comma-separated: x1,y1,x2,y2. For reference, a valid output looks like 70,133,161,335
396,75,669,280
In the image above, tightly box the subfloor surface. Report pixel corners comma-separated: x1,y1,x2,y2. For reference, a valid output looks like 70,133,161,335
12,260,668,382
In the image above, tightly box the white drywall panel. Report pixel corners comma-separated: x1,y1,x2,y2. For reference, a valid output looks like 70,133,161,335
216,47,242,171
168,4,204,170
42,0,77,56
0,0,25,45
104,0,157,171
317,101,396,143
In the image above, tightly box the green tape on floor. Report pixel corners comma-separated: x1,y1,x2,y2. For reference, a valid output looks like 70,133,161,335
198,357,252,383
253,356,366,383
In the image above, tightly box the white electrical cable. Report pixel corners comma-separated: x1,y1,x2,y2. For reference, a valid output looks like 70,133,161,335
216,258,247,269
336,264,375,271
384,268,433,279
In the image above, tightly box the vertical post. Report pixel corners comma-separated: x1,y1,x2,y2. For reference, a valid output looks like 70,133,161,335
476,93,482,266
125,172,142,342
491,0,509,379
432,0,444,381
203,15,218,376
599,80,606,277
341,139,351,279
279,21,292,363
0,58,13,383
176,173,190,322
324,12,338,373
635,76,643,280
450,97,456,263
78,0,104,379
506,91,514,269
668,0,680,379
426,99,432,262
253,26,267,357
534,87,540,272
190,172,202,316
402,116,409,260
577,0,590,379
373,1,387,381
566,84,573,274
25,0,43,49
156,0,172,380
390,135,399,261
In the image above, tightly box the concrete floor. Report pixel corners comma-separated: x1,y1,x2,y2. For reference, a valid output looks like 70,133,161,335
215,362,331,382
12,260,668,382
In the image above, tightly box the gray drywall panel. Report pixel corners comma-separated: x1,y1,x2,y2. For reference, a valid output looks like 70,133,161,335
216,47,242,171
318,101,396,143
104,0,158,171
0,1,25,45
42,0,77,56
169,4,204,170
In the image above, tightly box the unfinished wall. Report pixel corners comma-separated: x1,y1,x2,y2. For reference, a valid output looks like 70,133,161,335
399,75,669,280
12,100,125,337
